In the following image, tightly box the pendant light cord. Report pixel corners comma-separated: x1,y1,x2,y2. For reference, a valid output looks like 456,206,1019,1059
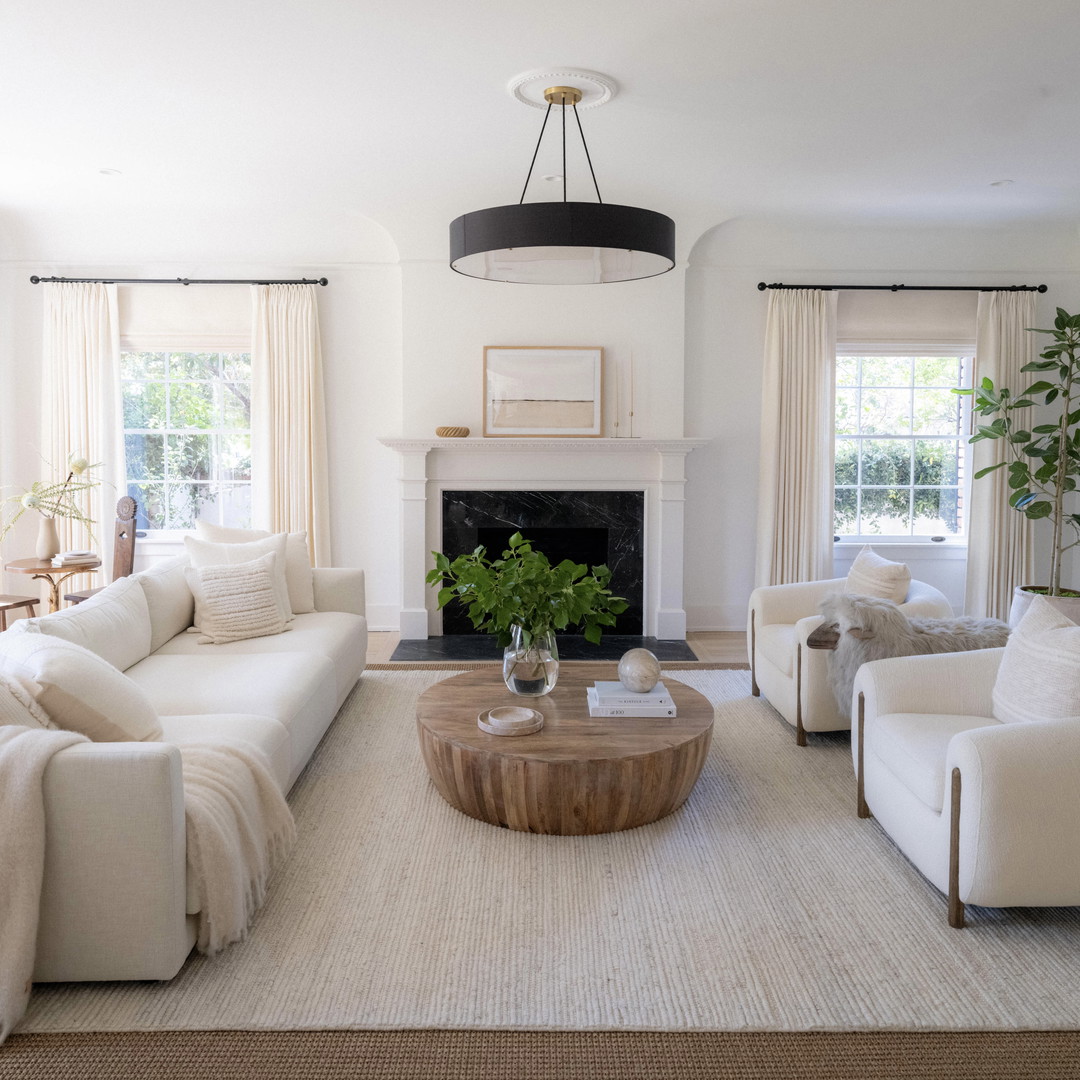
572,103,603,204
519,104,553,205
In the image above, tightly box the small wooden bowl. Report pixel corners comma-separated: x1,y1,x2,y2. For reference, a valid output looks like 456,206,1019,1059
435,426,470,438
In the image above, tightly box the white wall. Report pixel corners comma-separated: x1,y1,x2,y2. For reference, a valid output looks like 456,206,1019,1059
683,220,1080,629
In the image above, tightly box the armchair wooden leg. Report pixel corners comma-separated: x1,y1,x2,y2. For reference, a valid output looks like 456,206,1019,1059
795,643,806,747
750,611,760,697
856,692,870,819
948,767,965,928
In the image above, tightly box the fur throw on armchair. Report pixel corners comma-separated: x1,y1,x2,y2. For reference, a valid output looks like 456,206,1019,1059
819,593,1010,715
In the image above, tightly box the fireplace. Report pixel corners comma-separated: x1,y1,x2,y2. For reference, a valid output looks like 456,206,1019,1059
440,490,644,635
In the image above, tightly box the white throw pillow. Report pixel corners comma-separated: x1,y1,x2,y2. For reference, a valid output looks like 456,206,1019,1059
845,545,911,604
25,575,152,671
184,533,292,621
0,675,58,730
184,553,292,645
194,521,315,614
992,597,1080,724
0,633,161,741
137,555,196,652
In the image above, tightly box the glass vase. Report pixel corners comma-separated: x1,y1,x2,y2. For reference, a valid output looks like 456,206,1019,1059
502,626,559,697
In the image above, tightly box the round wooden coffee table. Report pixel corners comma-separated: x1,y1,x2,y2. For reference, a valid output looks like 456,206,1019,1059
416,662,713,835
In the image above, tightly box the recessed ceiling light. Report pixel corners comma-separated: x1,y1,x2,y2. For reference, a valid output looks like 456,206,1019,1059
98,168,122,176
989,179,1015,187
542,174,563,183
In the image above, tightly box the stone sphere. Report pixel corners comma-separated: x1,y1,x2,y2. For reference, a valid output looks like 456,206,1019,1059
618,648,661,693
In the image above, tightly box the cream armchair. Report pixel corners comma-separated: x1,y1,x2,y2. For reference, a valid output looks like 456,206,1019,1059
747,576,951,744
853,649,1080,927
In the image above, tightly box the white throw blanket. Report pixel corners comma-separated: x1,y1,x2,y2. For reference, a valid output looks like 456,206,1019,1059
0,725,87,1043
181,741,296,955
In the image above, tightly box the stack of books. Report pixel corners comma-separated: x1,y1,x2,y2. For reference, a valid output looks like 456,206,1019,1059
586,680,677,717
50,550,98,569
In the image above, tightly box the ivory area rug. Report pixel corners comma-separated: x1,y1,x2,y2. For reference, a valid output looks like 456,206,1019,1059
17,669,1080,1035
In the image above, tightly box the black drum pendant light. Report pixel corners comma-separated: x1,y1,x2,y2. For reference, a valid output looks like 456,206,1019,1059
450,84,675,285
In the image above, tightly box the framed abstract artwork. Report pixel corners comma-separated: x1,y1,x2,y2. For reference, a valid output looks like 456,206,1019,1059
483,346,603,437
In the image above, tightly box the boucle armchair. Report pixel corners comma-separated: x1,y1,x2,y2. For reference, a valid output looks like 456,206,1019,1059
853,628,1080,927
747,575,952,744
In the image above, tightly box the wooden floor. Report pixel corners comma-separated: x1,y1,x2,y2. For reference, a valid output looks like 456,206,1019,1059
366,631,747,665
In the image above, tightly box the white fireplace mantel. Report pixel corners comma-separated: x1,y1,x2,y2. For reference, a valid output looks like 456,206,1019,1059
380,437,709,640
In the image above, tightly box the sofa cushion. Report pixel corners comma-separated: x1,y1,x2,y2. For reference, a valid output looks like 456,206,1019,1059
137,555,195,652
846,545,911,604
159,713,292,792
195,521,315,614
184,533,292,621
0,676,57,729
0,633,161,742
757,623,796,678
153,610,366,704
868,711,1001,812
27,575,152,671
992,597,1080,725
185,553,291,645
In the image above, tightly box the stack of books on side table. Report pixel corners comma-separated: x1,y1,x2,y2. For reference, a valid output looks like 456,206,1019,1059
50,550,98,569
586,680,677,717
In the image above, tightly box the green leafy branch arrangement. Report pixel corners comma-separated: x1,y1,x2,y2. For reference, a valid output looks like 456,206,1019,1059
426,532,629,649
0,454,101,545
956,307,1080,595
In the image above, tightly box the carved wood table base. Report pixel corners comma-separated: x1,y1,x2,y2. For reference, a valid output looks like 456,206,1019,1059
416,663,714,835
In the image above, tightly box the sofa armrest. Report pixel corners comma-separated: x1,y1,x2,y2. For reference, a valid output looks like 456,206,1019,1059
855,648,1004,723
748,578,846,628
312,567,366,616
34,741,193,982
899,578,953,619
947,719,1080,907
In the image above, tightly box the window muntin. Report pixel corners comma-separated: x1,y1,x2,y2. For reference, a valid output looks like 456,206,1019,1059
834,354,971,540
121,351,252,531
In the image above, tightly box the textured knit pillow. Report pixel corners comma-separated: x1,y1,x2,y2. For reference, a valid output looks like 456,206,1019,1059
184,533,292,621
0,633,161,741
992,597,1080,724
845,545,911,604
194,521,315,614
184,553,292,645
0,675,57,730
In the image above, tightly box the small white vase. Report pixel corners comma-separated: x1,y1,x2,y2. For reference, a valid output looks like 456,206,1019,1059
35,516,61,561
1009,585,1080,628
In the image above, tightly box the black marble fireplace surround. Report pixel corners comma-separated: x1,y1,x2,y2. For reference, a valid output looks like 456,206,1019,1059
439,489,644,636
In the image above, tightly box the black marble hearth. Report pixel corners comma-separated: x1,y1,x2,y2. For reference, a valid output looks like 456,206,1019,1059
439,489,644,636
389,634,697,662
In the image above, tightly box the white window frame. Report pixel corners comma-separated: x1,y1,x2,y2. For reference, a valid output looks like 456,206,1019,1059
834,342,974,547
120,348,253,542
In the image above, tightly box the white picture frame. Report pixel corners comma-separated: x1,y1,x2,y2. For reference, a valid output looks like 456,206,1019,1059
483,346,603,437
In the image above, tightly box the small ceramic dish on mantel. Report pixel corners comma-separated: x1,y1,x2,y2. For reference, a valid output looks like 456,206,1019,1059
478,706,544,736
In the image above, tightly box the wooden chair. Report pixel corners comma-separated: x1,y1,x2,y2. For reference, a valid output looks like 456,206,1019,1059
64,496,138,605
0,594,40,630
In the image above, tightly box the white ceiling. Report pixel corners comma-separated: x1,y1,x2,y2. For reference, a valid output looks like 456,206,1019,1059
4,0,1080,265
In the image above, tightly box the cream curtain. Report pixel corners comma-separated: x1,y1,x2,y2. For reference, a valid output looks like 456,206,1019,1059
755,288,838,587
964,291,1036,619
41,283,125,572
251,284,330,566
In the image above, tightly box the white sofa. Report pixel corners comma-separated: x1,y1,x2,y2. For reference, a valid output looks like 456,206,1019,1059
0,555,367,982
747,576,951,743
853,648,1080,927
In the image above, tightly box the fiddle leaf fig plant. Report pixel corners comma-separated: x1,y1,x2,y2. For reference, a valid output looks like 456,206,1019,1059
426,532,628,648
957,307,1080,596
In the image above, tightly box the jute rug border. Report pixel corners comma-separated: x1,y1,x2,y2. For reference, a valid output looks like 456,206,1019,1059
4,1029,1078,1080
367,661,750,671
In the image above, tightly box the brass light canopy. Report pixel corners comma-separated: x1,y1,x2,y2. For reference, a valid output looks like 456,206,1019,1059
449,78,675,285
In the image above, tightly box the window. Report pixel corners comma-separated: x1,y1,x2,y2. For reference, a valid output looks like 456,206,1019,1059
834,353,972,540
121,350,252,531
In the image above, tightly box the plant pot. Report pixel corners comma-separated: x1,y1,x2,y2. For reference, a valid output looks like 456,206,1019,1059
35,516,60,561
1008,585,1080,628
502,626,558,697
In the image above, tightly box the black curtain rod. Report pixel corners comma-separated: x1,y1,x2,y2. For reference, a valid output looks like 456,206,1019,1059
29,276,329,286
757,281,1046,293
